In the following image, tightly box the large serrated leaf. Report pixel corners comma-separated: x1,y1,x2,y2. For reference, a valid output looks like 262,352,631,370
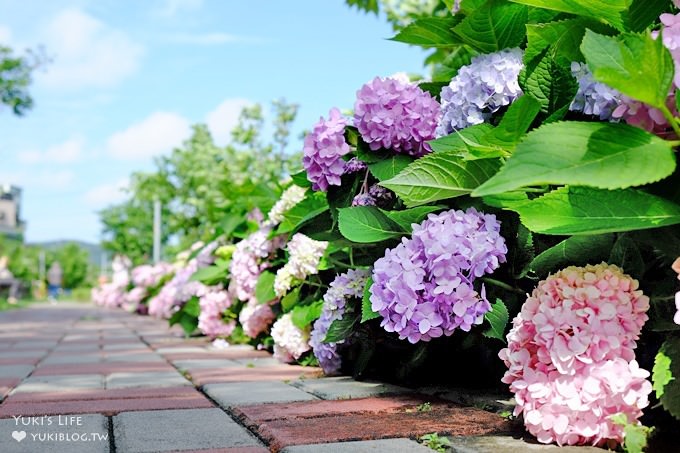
608,235,645,279
361,276,380,323
453,0,528,53
520,49,577,117
368,155,413,181
653,338,680,420
383,206,443,231
390,17,461,48
254,271,276,304
482,299,509,342
581,30,674,110
529,234,614,277
510,186,680,235
473,122,676,196
508,0,631,31
338,206,405,243
381,152,500,207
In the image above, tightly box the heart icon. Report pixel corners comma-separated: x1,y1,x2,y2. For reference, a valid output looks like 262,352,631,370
12,430,26,442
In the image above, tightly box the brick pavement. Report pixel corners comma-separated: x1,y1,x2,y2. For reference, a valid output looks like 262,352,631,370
0,303,605,452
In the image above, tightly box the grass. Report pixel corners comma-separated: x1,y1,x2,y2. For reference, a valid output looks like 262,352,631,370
0,298,38,312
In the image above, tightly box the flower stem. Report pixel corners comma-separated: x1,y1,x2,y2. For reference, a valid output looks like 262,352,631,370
481,277,526,295
659,105,680,139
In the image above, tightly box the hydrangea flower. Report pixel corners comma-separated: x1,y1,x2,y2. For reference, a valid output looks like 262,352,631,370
229,230,273,302
274,233,328,297
266,185,307,227
271,313,311,363
569,62,622,120
655,13,680,87
351,184,393,207
517,359,652,446
310,269,371,375
344,157,367,173
370,208,507,343
673,257,680,325
303,108,350,192
198,289,236,339
499,264,651,447
437,48,523,136
239,298,277,338
354,76,440,157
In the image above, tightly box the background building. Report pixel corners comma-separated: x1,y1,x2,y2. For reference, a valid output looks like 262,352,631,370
0,184,25,240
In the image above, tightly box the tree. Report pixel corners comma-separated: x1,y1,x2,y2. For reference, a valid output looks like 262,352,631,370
0,45,47,116
48,243,89,289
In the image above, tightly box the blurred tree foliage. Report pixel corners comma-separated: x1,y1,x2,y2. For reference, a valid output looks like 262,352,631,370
100,99,301,264
0,45,48,116
48,242,90,289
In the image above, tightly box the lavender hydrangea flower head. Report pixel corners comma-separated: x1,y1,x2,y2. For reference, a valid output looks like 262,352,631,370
437,48,523,136
354,76,441,157
344,157,367,174
370,208,507,343
303,108,350,192
569,62,622,120
310,269,371,375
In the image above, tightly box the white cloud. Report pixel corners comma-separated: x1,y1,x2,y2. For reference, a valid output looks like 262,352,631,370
107,111,191,160
17,137,84,164
168,32,255,45
83,178,129,207
0,25,12,43
37,8,144,90
156,0,203,16
0,169,74,190
205,98,251,145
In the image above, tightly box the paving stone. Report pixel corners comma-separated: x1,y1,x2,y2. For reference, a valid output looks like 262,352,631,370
161,350,272,361
189,366,320,385
445,436,604,452
204,381,318,408
12,374,104,394
291,376,408,400
155,346,208,354
234,357,281,367
0,358,41,366
113,408,262,452
173,359,241,369
32,362,175,376
104,353,165,363
106,371,190,389
0,351,45,360
0,365,34,379
41,355,106,365
0,413,109,452
281,438,433,452
102,343,147,350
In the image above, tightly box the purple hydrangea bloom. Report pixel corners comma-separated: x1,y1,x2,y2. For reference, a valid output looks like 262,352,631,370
569,62,622,120
344,157,367,174
354,76,441,157
437,48,524,136
370,208,507,343
303,108,350,192
310,269,370,375
351,193,376,207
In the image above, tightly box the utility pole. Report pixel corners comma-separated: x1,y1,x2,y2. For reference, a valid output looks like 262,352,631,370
153,199,161,263
38,250,45,281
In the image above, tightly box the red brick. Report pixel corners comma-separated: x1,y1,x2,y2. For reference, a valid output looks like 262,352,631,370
233,399,513,452
0,357,40,366
162,350,272,362
6,386,201,403
188,366,321,385
0,393,214,417
32,362,175,376
182,448,270,453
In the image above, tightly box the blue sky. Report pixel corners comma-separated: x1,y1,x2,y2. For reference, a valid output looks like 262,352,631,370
0,0,427,244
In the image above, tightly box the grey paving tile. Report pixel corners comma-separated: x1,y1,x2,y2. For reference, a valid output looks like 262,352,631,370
106,371,190,389
282,438,432,452
0,365,34,379
41,355,105,365
291,376,408,400
104,353,165,363
172,359,241,370
0,413,109,452
154,346,207,354
446,436,605,452
113,408,262,452
234,357,281,367
203,381,318,408
12,375,104,394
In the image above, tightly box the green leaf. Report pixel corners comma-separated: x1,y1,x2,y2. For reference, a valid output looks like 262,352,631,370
581,30,674,110
383,206,443,231
324,313,359,343
511,223,534,278
482,192,529,209
338,206,405,243
183,297,200,317
610,414,652,453
484,95,541,149
453,0,528,53
508,0,631,31
368,155,414,181
626,0,669,33
428,123,495,156
290,170,312,188
291,300,324,330
254,271,276,304
281,287,301,312
653,338,680,420
609,235,645,279
390,17,461,48
361,277,380,323
418,81,448,100
473,122,677,196
178,314,198,336
219,212,245,238
510,186,680,235
529,234,614,277
525,18,612,67
482,299,509,342
519,49,577,117
277,191,328,234
381,152,501,207
189,266,227,286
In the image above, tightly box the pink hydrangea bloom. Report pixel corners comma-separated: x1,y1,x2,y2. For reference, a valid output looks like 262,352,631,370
239,298,277,338
198,289,236,339
500,263,652,447
673,257,680,325
228,230,273,302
